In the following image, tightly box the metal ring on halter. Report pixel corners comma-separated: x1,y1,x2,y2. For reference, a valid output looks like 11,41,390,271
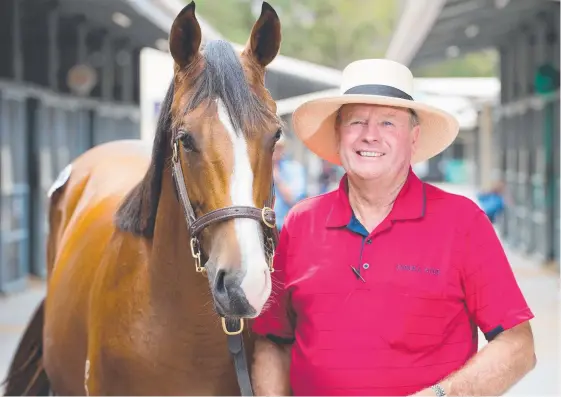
172,140,179,163
222,317,244,335
266,237,275,273
193,254,205,274
261,207,275,229
190,238,206,274
190,237,200,259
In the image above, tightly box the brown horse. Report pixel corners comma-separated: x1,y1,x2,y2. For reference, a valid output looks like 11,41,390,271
3,1,283,395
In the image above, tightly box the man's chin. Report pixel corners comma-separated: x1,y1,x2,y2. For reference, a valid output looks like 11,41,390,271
348,163,387,179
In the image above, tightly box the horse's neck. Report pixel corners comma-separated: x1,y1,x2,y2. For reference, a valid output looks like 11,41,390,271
147,172,210,318
136,175,238,387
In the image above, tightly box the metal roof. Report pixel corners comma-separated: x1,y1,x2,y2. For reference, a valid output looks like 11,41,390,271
53,0,174,49
386,0,560,68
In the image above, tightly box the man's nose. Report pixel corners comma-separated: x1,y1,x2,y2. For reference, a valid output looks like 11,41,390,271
361,123,382,142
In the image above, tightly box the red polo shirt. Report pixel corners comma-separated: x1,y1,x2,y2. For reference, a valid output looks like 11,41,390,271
252,169,534,396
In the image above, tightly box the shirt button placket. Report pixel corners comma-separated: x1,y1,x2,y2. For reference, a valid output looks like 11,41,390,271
358,237,372,280
364,239,373,270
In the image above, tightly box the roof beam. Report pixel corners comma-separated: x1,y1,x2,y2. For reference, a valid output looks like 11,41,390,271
439,0,487,20
432,0,542,35
422,11,539,51
276,88,340,116
385,0,447,65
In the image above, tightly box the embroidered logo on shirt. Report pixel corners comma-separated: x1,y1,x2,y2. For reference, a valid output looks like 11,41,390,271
396,264,440,276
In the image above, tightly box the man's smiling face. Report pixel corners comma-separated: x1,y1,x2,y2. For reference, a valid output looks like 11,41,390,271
336,103,420,181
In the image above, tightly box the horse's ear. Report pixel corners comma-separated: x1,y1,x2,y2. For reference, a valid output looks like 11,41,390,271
169,1,202,68
244,1,281,68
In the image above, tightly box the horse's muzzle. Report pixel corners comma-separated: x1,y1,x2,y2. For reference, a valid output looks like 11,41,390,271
211,269,257,318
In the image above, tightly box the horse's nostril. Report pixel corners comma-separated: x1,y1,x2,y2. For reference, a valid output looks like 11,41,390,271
216,269,226,294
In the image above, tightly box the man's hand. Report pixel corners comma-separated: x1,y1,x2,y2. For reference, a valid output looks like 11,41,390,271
413,321,536,396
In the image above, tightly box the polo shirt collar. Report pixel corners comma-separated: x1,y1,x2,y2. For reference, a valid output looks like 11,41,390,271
325,167,426,228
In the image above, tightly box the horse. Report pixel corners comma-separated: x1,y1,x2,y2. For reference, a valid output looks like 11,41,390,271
3,1,283,395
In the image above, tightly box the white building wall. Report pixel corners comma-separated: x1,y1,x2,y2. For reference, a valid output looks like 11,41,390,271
140,47,175,144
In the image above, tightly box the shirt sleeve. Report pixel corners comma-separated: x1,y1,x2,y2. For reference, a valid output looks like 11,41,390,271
461,208,534,341
251,221,295,343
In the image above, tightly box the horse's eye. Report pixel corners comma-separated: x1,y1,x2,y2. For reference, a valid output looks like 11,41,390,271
274,128,282,142
179,131,197,152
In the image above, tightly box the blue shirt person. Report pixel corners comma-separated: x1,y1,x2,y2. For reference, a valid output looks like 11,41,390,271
476,181,507,224
272,137,307,229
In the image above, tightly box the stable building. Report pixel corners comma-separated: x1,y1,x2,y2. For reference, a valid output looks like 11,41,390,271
386,0,560,266
0,0,194,293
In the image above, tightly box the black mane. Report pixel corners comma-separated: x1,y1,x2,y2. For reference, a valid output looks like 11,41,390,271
114,40,278,237
114,79,174,237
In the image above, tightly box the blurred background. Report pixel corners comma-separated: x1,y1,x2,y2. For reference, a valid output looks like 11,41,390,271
0,0,559,395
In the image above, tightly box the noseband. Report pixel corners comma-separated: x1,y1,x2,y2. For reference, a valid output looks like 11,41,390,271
170,134,279,396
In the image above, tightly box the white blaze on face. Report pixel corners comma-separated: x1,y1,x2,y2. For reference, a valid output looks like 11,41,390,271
217,100,271,314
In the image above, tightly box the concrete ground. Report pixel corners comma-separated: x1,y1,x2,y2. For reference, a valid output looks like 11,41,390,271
0,183,558,395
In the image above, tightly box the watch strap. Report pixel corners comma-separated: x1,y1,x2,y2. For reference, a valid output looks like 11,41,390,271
431,384,447,396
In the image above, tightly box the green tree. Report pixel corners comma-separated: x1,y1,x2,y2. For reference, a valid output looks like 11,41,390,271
192,0,497,77
194,0,397,69
412,49,498,78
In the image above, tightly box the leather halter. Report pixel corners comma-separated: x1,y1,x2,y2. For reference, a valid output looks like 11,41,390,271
170,133,279,396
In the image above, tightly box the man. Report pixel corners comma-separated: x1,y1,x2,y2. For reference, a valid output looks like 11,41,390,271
251,59,536,396
272,135,307,229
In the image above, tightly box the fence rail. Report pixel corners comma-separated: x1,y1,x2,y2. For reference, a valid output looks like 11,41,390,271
492,90,560,265
0,81,141,293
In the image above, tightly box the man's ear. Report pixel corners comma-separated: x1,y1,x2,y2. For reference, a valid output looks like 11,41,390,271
410,124,421,152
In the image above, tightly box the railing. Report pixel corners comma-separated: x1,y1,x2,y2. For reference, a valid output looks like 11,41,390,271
492,90,560,265
0,80,141,293
0,87,29,293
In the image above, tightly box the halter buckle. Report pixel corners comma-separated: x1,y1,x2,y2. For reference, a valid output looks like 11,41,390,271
190,237,205,275
261,207,275,229
222,317,244,335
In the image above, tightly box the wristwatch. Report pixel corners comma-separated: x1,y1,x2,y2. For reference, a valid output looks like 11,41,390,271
431,384,447,396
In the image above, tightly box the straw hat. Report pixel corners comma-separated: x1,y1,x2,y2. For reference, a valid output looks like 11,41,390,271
291,59,460,165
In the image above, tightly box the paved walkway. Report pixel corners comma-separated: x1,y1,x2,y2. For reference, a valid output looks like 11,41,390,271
0,183,558,395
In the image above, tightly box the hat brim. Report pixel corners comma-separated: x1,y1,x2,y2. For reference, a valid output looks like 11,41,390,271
291,94,460,165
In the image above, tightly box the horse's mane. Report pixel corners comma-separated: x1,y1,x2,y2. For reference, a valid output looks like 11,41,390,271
114,40,279,238
114,79,174,238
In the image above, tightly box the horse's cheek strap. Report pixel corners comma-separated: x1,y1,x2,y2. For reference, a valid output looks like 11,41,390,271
171,154,197,225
